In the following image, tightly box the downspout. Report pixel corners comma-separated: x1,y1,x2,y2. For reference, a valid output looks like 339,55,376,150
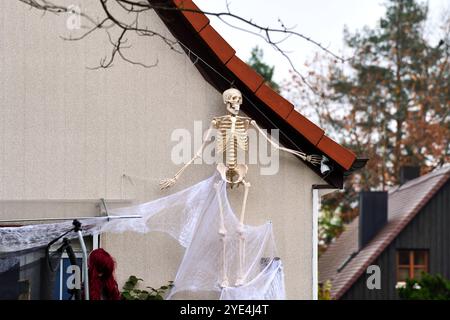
312,188,319,300
312,183,340,299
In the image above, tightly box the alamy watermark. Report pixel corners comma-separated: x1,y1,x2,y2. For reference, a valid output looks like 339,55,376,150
66,5,81,30
170,121,280,176
366,265,381,290
66,265,81,290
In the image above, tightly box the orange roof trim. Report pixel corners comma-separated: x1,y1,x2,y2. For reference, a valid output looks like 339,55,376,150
199,25,235,64
173,0,209,32
172,0,357,170
317,136,356,171
256,84,294,119
226,56,264,92
286,110,324,146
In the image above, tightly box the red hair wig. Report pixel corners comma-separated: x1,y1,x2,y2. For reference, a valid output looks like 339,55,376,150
88,248,121,300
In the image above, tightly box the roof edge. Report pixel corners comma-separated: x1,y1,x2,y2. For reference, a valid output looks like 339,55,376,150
152,0,363,173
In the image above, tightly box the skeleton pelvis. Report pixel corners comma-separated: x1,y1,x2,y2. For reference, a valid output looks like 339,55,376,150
216,163,248,185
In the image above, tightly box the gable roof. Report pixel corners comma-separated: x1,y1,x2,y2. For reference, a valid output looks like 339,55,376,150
319,166,450,299
151,0,367,188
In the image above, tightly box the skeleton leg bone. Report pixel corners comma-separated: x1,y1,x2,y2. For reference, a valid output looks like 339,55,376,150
214,182,229,288
235,180,251,286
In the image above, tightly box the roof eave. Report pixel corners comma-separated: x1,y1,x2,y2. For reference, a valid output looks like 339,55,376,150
150,0,366,187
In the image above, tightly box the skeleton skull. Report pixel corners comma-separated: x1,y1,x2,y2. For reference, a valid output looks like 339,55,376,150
223,88,242,115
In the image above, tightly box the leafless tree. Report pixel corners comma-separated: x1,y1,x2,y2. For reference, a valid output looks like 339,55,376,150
18,0,348,90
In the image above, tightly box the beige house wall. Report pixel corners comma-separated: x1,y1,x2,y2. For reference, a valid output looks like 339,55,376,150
0,1,324,299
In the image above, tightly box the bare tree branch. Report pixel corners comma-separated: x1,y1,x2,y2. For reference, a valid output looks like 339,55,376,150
17,0,348,92
144,1,347,62
60,17,113,41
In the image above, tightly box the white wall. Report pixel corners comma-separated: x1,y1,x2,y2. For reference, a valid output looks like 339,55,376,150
0,1,323,299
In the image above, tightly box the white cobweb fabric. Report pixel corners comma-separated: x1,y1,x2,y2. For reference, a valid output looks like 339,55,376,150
0,173,286,300
0,218,102,253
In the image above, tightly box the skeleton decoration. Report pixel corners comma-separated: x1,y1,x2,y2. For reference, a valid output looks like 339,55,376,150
160,88,325,288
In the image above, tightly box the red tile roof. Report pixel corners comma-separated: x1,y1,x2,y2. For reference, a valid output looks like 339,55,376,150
173,0,209,32
318,166,450,299
226,55,265,92
286,110,325,146
256,84,294,119
199,25,235,64
316,136,356,172
168,0,358,171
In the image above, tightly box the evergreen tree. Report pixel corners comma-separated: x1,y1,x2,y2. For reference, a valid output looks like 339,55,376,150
288,0,449,242
248,46,280,92
331,0,449,189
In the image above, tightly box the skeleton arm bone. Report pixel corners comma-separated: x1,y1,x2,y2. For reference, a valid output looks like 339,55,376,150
160,122,215,190
250,120,322,166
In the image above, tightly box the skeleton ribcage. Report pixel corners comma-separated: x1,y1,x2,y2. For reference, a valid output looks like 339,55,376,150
215,117,249,169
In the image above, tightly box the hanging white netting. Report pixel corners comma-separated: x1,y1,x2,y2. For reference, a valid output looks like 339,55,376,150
0,173,286,300
0,218,102,253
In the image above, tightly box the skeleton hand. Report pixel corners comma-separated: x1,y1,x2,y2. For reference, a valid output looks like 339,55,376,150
159,177,178,190
306,154,323,166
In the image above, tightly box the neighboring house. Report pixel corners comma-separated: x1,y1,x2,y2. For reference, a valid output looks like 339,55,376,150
0,0,364,299
319,166,450,299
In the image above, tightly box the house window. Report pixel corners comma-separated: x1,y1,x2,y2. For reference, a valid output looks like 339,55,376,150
397,250,429,282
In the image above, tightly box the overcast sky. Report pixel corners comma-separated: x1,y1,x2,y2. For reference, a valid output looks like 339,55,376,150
195,0,449,83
